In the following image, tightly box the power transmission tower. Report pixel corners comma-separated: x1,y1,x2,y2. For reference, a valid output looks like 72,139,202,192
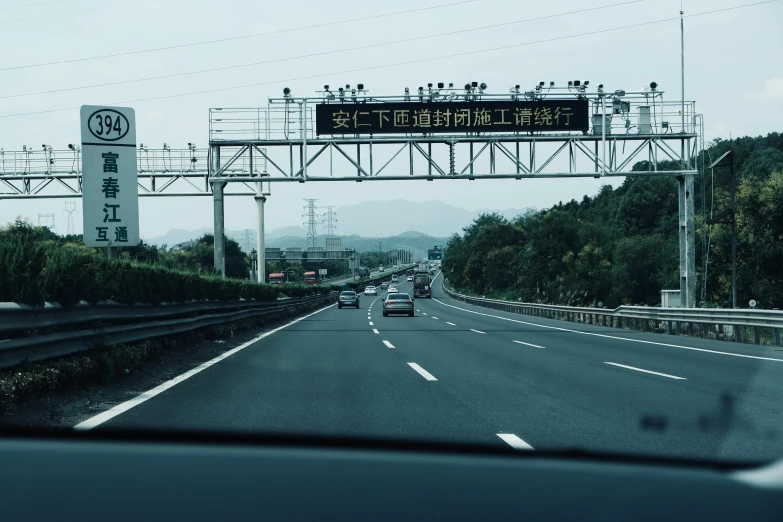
63,201,77,235
242,229,253,253
38,213,55,231
302,198,318,248
322,206,337,238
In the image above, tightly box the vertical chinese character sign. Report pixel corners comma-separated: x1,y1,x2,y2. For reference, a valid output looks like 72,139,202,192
80,105,140,247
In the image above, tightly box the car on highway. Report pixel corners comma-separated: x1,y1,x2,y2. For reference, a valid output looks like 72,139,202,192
407,275,413,281
391,274,398,282
388,284,399,293
380,281,390,289
382,293,414,316
364,286,377,296
337,291,360,309
392,265,398,270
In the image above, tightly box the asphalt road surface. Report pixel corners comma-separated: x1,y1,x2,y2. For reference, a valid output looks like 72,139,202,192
83,271,783,462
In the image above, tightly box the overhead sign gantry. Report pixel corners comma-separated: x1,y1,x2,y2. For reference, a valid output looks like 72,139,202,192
208,81,702,307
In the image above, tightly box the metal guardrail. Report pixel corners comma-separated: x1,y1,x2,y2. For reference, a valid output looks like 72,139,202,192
0,292,337,370
442,283,783,347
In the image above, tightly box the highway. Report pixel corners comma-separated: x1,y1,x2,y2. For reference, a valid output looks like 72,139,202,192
81,271,783,462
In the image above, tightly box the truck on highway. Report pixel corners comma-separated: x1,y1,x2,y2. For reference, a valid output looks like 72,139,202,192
303,271,319,285
413,269,431,298
358,267,370,279
268,273,286,284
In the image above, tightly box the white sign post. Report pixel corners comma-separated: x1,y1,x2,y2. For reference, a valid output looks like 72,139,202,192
80,105,139,248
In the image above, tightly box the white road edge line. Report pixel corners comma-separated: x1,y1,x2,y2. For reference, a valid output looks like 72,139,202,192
382,340,395,348
604,362,686,380
513,340,545,349
446,322,456,326
470,328,486,334
432,298,783,363
407,362,437,381
373,329,379,334
74,301,337,431
497,433,534,451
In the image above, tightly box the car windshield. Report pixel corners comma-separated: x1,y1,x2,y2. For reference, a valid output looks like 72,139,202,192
1,0,781,471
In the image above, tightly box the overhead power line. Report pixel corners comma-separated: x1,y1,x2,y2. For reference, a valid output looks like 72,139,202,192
0,0,776,119
0,0,481,72
0,0,646,100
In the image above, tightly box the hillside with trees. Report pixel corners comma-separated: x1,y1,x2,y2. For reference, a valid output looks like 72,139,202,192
443,133,783,309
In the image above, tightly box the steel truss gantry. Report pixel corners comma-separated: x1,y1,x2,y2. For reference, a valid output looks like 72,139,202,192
208,87,703,307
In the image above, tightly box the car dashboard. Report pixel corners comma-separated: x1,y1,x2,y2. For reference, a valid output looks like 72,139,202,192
1,430,781,521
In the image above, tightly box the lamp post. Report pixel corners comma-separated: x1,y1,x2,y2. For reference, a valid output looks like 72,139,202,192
707,150,736,308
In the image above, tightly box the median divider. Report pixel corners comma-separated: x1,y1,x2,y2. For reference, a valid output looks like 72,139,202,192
0,292,338,370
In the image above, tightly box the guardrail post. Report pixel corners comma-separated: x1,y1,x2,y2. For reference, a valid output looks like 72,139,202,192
687,322,693,337
775,328,781,347
667,320,673,335
754,326,761,345
736,326,742,343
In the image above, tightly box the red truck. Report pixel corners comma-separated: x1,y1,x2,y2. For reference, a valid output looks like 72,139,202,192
303,271,319,285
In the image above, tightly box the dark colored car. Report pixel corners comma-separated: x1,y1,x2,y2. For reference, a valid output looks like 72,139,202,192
382,293,414,317
338,291,360,309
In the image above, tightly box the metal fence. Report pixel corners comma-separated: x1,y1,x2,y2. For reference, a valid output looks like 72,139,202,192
0,292,337,370
442,283,783,347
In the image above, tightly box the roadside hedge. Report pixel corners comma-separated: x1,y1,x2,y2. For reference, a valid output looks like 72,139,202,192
1,224,339,306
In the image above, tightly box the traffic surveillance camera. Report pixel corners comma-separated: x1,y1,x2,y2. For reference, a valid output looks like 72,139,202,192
283,87,291,95
357,83,364,90
68,144,75,150
428,83,433,88
345,84,350,89
324,85,329,90
515,84,520,89
568,81,573,86
418,86,424,93
464,83,471,91
539,81,545,87
584,81,589,86
480,82,487,90
471,81,478,88
438,82,444,89
650,81,658,90
550,81,555,86
448,82,454,88
573,80,580,87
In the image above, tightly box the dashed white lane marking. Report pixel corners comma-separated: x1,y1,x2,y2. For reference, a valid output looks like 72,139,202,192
372,329,379,334
470,329,486,334
513,340,545,349
382,340,395,348
369,321,374,326
497,433,534,451
432,298,783,363
75,302,336,430
604,362,686,380
432,316,439,320
407,362,437,381
446,322,456,326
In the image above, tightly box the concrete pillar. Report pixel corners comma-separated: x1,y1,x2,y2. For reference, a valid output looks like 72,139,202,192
678,174,697,307
212,181,226,277
256,195,266,283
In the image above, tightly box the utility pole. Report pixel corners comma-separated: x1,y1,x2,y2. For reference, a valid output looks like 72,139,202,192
63,201,76,235
322,206,337,239
302,198,318,248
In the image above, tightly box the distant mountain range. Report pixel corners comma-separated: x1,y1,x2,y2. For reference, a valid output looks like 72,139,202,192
143,200,532,251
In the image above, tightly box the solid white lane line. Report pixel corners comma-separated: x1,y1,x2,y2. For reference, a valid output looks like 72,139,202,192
382,340,395,348
497,433,534,451
432,316,439,320
75,301,336,431
369,321,374,326
470,328,486,334
446,322,456,326
604,362,686,380
432,298,783,363
373,329,379,334
513,340,545,349
407,362,437,381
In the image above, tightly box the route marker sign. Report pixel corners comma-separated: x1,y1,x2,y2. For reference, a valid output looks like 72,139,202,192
80,105,139,247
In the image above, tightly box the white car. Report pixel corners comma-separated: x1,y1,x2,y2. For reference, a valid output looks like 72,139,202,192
388,285,399,293
392,265,398,270
364,286,377,296
407,275,413,282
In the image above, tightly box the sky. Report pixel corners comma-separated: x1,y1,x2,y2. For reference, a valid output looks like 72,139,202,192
0,0,780,238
